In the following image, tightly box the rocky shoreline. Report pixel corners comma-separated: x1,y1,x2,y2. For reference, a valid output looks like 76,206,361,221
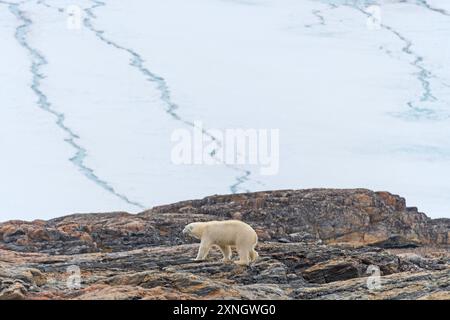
0,189,449,300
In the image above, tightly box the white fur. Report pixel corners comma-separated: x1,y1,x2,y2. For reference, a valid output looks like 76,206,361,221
182,220,259,266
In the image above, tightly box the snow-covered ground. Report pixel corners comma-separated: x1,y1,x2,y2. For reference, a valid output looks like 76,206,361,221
1,0,449,221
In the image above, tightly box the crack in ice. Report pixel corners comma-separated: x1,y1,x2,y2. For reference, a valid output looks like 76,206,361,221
305,4,337,28
83,0,257,193
39,0,258,193
412,0,450,17
305,9,326,28
344,1,446,121
1,0,145,209
43,0,257,194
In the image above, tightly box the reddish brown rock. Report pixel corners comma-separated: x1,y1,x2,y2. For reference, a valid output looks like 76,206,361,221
0,189,448,255
0,189,448,300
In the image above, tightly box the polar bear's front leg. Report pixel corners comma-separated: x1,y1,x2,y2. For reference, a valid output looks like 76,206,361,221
195,240,211,261
219,245,232,262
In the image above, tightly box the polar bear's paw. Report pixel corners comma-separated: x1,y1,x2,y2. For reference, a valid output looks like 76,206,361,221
193,258,206,262
234,260,250,266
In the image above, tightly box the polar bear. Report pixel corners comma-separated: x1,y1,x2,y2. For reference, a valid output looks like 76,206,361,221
182,220,259,266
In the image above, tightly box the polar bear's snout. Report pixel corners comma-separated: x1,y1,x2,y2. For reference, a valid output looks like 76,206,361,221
182,226,191,237
182,223,197,238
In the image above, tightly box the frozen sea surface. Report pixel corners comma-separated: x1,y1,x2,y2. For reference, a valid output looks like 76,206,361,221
1,0,449,221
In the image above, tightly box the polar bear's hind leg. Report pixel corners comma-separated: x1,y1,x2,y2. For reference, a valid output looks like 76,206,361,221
249,248,258,262
235,248,250,266
219,245,232,262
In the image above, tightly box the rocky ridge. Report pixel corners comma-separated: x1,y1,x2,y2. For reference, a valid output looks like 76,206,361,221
0,189,449,299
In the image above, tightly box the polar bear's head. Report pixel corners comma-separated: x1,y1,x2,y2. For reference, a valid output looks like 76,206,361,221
182,222,204,239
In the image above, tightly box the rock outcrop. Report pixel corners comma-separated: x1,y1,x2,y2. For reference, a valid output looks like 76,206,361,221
0,189,449,300
1,189,448,255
